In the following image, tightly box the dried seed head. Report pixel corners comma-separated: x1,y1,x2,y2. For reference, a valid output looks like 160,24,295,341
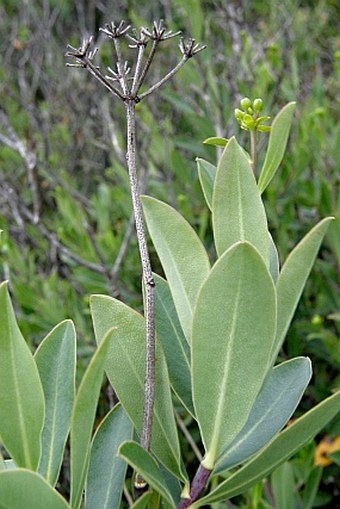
99,20,131,39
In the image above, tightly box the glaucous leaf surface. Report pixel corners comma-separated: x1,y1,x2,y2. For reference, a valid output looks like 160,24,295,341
0,282,44,470
70,328,112,509
119,441,176,508
35,320,76,486
213,357,312,474
85,404,132,509
258,102,296,193
141,195,210,340
154,274,194,416
212,138,269,263
196,157,216,210
192,242,277,469
90,295,186,482
193,390,340,506
0,469,70,509
271,217,333,364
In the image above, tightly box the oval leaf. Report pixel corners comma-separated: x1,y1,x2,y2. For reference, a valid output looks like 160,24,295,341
258,102,296,193
142,195,210,340
271,217,333,364
154,274,194,416
90,295,186,482
0,282,44,470
194,389,340,506
35,320,76,486
0,469,70,509
85,404,132,509
70,328,112,509
203,137,228,147
119,441,176,508
212,137,269,263
214,357,312,474
192,242,277,469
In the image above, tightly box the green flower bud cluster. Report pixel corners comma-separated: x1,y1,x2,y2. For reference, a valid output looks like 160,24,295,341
234,97,271,132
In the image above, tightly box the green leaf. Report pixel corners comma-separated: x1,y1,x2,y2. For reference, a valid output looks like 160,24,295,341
90,295,186,482
129,491,153,509
35,320,76,486
0,281,44,470
212,137,269,263
302,466,323,509
271,217,333,364
258,102,296,193
70,328,112,509
214,357,312,474
142,195,210,340
193,390,340,506
196,157,216,210
154,274,194,416
202,137,228,147
85,404,132,509
142,196,210,338
271,462,295,509
119,441,176,508
0,469,70,508
192,242,277,469
268,232,279,282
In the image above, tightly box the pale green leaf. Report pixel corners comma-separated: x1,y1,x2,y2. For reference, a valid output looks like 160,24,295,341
212,137,269,263
70,328,112,509
196,157,216,210
90,295,186,482
258,102,296,193
268,232,279,282
0,469,70,508
118,441,176,508
85,404,132,509
214,357,312,474
35,320,76,486
202,137,228,147
271,217,333,364
0,281,44,470
142,195,210,340
193,390,340,506
192,242,277,469
154,274,194,416
271,462,295,509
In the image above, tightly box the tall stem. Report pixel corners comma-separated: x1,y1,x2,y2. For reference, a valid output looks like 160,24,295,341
250,129,256,175
125,100,155,455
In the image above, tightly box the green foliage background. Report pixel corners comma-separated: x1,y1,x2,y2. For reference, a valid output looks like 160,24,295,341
0,0,339,506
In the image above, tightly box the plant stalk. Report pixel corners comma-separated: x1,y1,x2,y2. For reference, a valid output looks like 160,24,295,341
125,99,156,456
178,464,211,509
250,129,256,175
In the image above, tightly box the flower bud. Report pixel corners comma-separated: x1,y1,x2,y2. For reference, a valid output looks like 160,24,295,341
253,98,263,113
234,108,244,121
242,113,254,127
240,97,252,111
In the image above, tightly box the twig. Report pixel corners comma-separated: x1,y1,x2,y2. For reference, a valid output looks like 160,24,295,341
175,410,203,462
178,464,211,509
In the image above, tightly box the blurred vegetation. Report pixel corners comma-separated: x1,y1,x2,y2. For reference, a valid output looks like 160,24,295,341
0,0,339,506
